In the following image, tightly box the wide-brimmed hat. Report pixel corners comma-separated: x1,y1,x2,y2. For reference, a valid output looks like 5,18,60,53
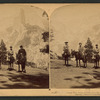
79,43,82,45
65,42,68,44
10,46,12,48
96,44,98,46
20,45,23,48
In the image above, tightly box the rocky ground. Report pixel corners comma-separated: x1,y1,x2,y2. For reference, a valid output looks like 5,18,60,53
0,64,49,89
50,59,100,88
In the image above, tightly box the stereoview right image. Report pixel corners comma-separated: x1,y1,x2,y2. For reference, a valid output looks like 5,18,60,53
50,4,100,88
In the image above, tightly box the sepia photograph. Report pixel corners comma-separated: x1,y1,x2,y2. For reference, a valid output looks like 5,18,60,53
50,4,100,89
1,3,100,96
0,4,49,89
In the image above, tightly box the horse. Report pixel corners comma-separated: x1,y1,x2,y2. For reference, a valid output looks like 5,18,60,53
16,53,26,72
7,55,15,70
0,57,2,69
16,53,21,72
62,51,70,66
71,50,87,67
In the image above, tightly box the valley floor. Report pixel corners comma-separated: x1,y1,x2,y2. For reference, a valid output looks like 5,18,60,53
0,64,49,89
50,59,100,88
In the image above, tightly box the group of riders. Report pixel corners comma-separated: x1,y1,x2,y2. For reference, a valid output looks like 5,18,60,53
63,42,100,68
1,45,27,73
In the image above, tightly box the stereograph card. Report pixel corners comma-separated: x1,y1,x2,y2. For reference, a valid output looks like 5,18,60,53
0,3,99,96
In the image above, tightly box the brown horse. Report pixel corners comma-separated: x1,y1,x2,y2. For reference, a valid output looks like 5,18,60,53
93,54,100,68
7,54,15,70
62,51,70,66
16,53,26,72
71,50,87,67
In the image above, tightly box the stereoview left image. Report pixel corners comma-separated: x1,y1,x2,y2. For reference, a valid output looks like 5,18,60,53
0,4,49,89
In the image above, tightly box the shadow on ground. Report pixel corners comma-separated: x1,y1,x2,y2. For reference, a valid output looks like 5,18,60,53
0,72,49,89
70,71,100,88
64,78,72,80
51,67,63,69
71,82,100,88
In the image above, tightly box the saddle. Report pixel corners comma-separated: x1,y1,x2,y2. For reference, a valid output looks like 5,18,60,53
94,54,99,59
17,53,26,63
64,51,70,57
8,55,15,63
78,52,84,59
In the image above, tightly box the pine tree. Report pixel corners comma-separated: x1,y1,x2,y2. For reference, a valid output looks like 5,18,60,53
84,38,93,62
0,40,7,64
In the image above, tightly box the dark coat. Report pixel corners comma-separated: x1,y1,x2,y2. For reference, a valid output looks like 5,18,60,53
18,48,26,57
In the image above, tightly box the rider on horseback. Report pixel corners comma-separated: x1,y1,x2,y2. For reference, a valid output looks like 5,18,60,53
63,42,70,66
18,45,27,73
94,44,99,55
78,43,84,58
7,46,14,69
18,45,26,57
93,44,100,68
63,42,69,54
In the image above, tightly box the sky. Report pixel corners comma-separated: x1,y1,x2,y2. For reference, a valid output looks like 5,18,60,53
50,4,100,56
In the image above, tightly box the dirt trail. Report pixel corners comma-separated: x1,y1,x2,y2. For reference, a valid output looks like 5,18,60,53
50,59,100,88
0,64,49,89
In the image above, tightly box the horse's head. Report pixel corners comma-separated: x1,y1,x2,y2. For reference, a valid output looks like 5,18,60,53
71,50,78,56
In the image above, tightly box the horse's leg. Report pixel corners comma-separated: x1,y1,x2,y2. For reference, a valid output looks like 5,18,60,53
86,62,87,68
94,62,96,68
8,62,11,70
76,60,78,67
22,63,26,73
67,57,69,66
23,63,26,72
85,59,87,68
22,63,25,72
85,62,87,68
83,59,86,68
96,61,98,68
10,62,11,68
86,58,87,67
0,61,1,69
11,63,12,68
82,59,85,67
94,59,95,68
79,60,81,67
10,63,12,69
97,59,99,67
19,64,21,71
83,62,85,68
21,64,23,72
11,62,13,69
65,57,66,65
97,61,99,68
18,64,20,71
7,61,9,69
17,61,20,71
12,62,14,68
96,61,97,68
